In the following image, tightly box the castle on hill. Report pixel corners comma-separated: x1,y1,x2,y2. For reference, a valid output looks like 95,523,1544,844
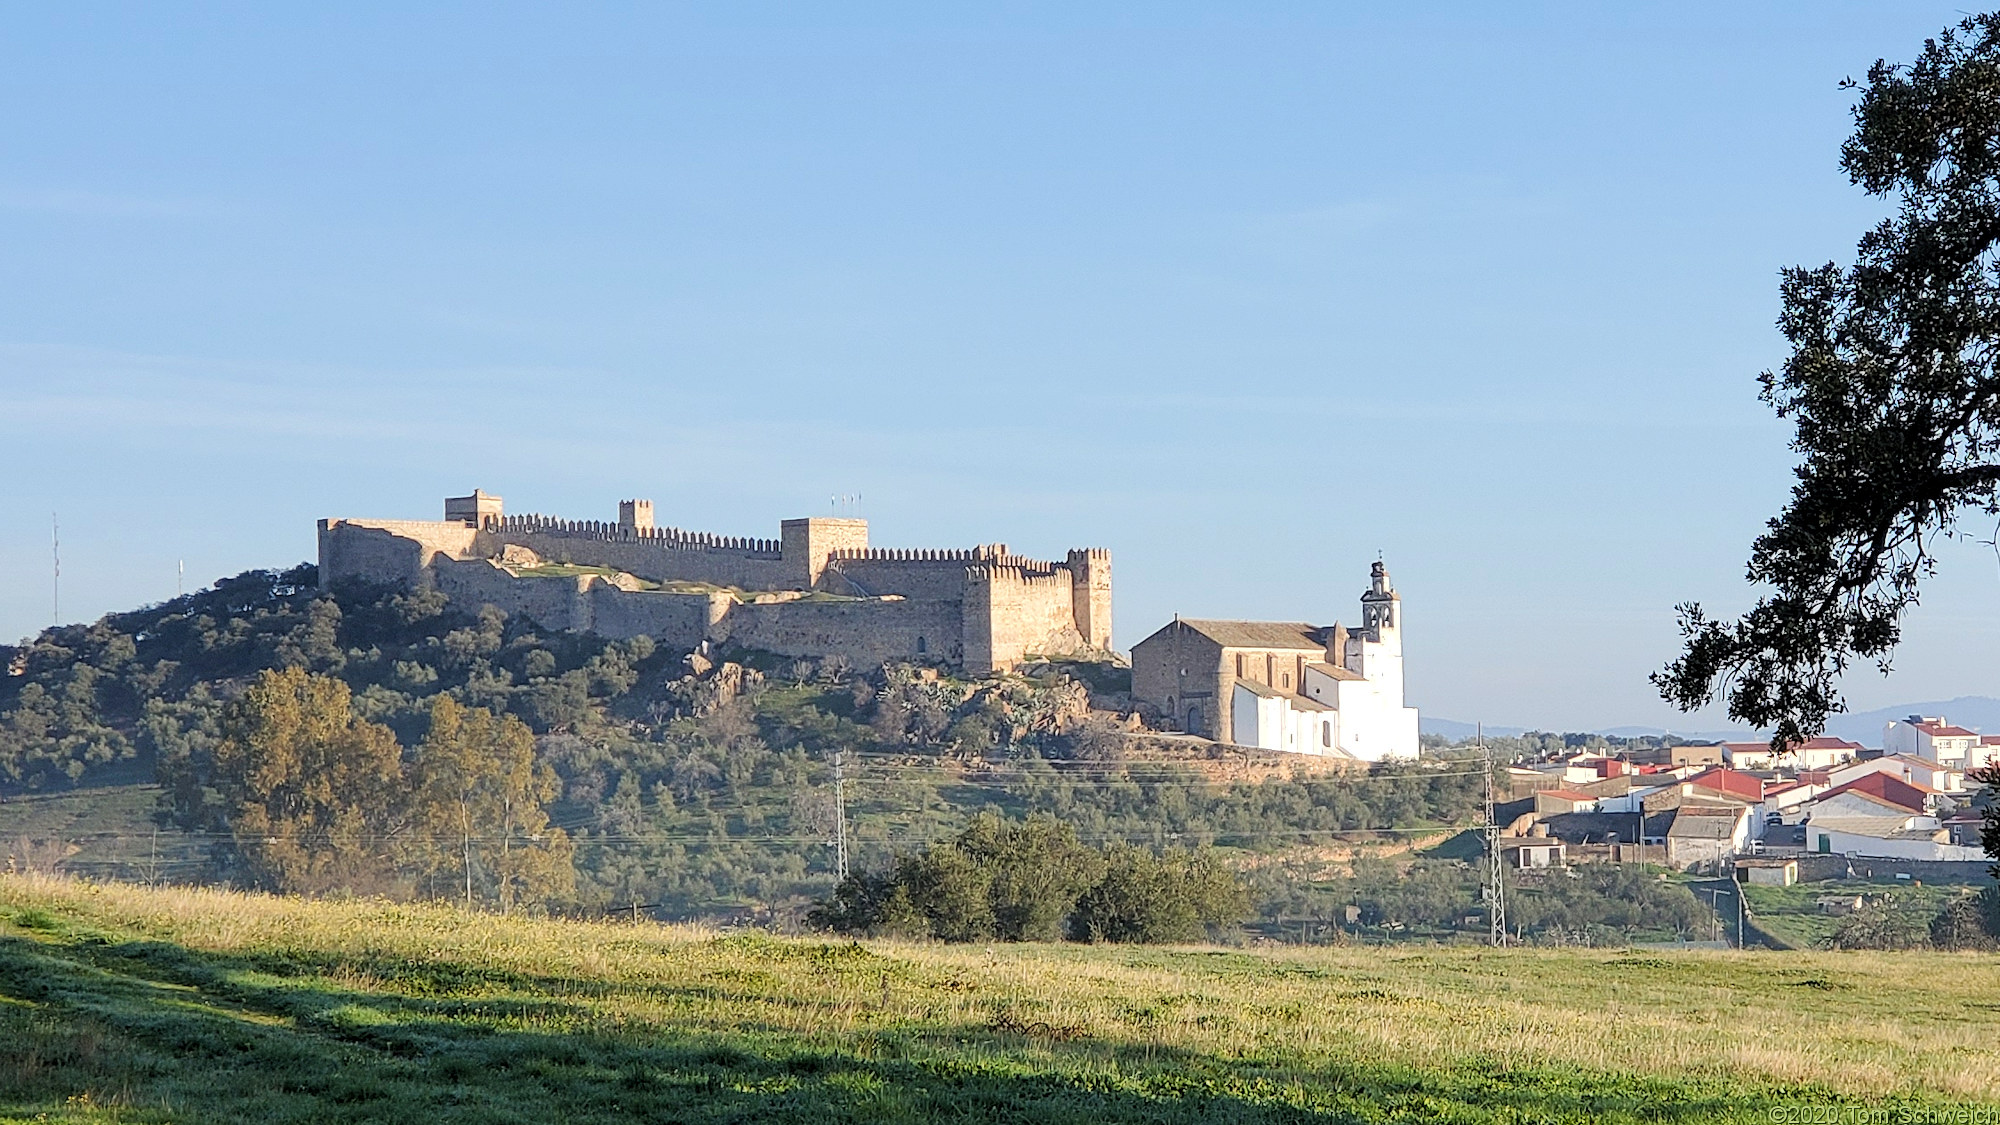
318,490,1111,674
1128,562,1419,761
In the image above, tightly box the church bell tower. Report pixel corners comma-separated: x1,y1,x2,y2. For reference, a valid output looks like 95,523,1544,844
1360,559,1399,636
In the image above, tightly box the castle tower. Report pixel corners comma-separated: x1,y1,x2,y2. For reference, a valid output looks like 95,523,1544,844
1066,548,1113,650
444,489,503,529
780,517,869,589
618,499,655,532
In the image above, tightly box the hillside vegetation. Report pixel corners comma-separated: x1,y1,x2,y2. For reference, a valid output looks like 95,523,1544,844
0,874,1993,1123
0,569,1494,929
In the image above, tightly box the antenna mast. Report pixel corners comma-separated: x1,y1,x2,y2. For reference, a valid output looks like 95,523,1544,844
1483,725,1507,947
832,747,849,880
51,513,60,626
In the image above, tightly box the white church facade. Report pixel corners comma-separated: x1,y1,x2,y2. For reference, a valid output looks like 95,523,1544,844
1129,561,1421,762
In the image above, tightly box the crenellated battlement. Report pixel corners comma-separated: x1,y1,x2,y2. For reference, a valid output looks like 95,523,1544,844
829,545,999,563
320,491,1111,674
501,513,783,556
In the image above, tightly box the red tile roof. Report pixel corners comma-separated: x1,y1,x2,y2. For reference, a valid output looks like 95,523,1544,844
1685,767,1764,802
1819,772,1933,813
1912,720,1978,738
1539,789,1598,802
1720,737,1863,755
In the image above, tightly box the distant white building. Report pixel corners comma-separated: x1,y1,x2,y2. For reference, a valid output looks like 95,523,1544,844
1884,716,1997,772
1721,736,1864,771
1804,790,1985,861
1824,754,1963,795
1223,562,1420,761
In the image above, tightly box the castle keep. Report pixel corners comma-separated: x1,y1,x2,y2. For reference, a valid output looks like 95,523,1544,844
318,491,1111,674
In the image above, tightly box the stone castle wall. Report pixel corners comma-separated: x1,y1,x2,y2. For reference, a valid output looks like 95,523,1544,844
431,557,723,647
828,550,995,600
481,520,795,591
318,519,480,587
721,597,968,668
318,500,1110,674
964,565,1094,672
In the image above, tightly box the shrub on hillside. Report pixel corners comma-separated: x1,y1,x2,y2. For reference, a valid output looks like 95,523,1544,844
1825,903,1934,950
1930,888,2000,951
1070,846,1247,943
808,813,1244,944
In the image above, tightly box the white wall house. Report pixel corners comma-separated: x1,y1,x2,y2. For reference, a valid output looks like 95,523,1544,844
1722,737,1864,771
1826,754,1963,794
1665,805,1751,869
1884,717,1991,771
1227,562,1420,761
1805,791,1986,861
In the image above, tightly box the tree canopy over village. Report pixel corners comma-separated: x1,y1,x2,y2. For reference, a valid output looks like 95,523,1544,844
1660,14,2000,745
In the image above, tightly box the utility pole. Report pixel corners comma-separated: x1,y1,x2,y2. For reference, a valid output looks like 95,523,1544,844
832,748,849,880
1483,726,1506,947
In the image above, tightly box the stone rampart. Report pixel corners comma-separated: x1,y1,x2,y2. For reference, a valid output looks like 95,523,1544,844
585,585,720,647
432,557,587,629
318,500,1111,673
485,518,793,590
318,519,480,588
719,596,965,667
432,557,722,647
963,565,1091,673
828,555,983,600
498,513,782,554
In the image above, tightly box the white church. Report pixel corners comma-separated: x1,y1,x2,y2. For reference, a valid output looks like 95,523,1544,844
1130,561,1422,762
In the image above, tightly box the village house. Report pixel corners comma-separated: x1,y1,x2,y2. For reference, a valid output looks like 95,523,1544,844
1664,805,1752,869
1825,753,1964,794
1720,736,1864,771
1683,767,1765,807
1885,717,1997,772
1802,789,1985,861
1637,744,1724,769
1498,835,1567,869
1533,789,1599,816
1734,857,1799,886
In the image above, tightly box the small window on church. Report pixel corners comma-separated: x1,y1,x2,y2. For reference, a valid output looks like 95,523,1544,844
1323,724,1331,748
916,635,927,654
1281,674,1290,688
1235,655,1244,677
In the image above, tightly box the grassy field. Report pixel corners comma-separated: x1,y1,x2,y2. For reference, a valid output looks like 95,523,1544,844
1744,880,1972,949
0,788,208,887
1,875,1995,1123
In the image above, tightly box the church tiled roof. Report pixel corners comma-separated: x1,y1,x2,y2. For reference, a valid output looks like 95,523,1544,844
1175,619,1323,650
1233,679,1335,710
1305,661,1363,682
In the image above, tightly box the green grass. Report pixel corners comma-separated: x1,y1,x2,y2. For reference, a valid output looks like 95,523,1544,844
1744,880,1972,949
0,876,1996,1123
0,787,206,887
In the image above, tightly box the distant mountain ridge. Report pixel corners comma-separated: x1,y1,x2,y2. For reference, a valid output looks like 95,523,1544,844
1422,695,2000,747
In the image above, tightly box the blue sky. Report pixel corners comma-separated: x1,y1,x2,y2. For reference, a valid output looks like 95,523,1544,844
6,2,1997,731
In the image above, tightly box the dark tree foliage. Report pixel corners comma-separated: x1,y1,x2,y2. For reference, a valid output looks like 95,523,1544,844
1658,15,2000,746
1929,888,2000,951
1069,846,1248,944
808,813,1247,944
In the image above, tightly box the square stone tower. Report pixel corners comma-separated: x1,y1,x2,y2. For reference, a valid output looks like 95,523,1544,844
780,518,869,589
619,499,655,531
444,489,503,529
1067,548,1113,650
